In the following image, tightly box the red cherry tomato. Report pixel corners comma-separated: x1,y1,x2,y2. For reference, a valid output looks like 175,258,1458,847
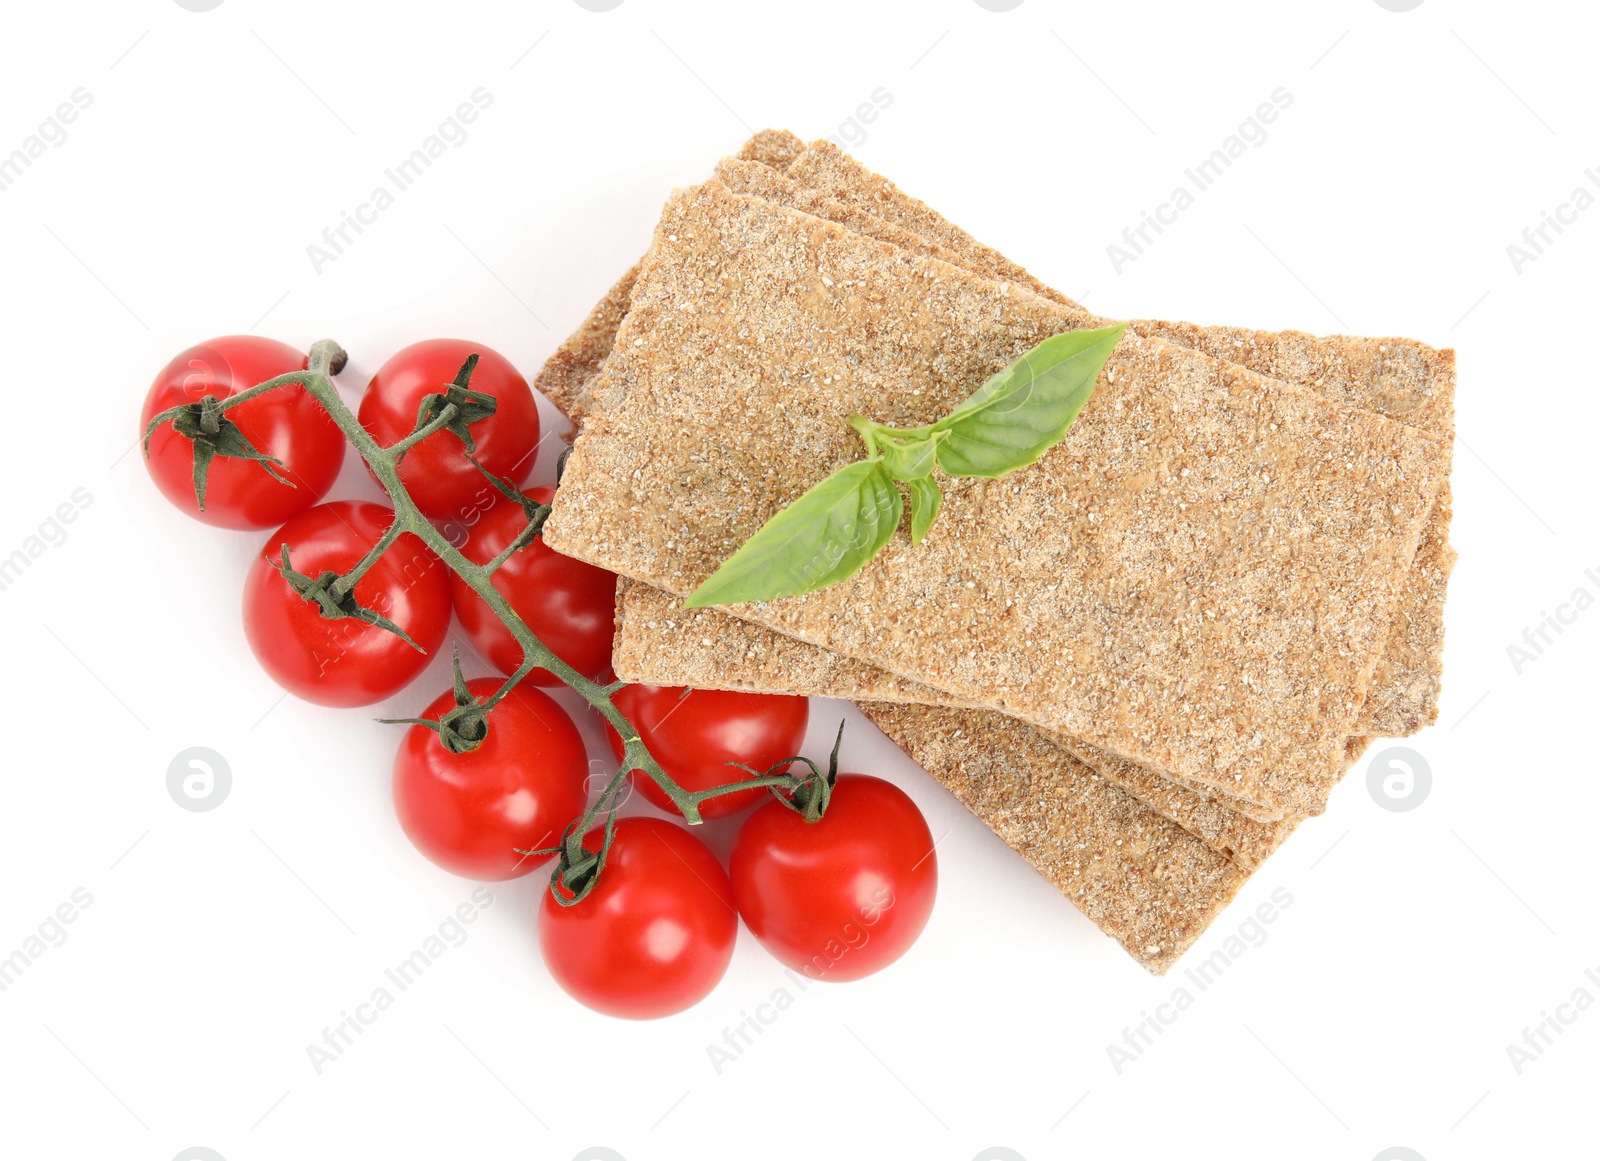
539,816,737,1019
451,490,618,684
604,686,809,819
141,336,345,529
730,774,937,982
242,501,452,707
392,677,588,881
358,339,539,522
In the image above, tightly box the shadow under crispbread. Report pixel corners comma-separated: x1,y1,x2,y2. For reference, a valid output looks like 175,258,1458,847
542,181,1445,820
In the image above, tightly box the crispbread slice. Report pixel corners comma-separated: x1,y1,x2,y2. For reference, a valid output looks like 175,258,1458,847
533,264,638,426
542,182,1446,817
784,141,1068,305
543,145,1450,830
544,138,1456,739
735,127,807,172
782,141,1456,738
612,577,1297,867
544,164,1440,835
857,701,1254,974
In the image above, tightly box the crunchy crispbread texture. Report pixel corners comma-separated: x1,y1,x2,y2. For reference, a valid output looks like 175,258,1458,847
857,702,1252,973
736,128,807,172
552,137,1456,741
612,575,971,705
781,142,1458,739
543,182,1446,818
716,159,991,270
532,264,638,426
613,577,1297,863
784,140,1069,305
1134,323,1457,736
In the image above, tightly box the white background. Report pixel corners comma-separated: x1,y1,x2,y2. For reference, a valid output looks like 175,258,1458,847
0,2,1595,1159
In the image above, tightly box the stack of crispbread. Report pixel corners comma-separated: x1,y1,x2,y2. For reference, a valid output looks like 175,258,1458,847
536,130,1456,973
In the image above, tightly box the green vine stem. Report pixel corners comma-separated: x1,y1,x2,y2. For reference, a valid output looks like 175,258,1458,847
154,339,826,904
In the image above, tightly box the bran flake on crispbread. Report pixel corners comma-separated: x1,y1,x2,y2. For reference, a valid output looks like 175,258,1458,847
542,181,1446,818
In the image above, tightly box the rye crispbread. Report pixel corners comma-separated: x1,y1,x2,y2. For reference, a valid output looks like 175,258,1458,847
611,577,1298,868
547,139,1455,742
533,264,639,427
735,127,807,172
783,141,1457,739
856,701,1254,974
541,181,1446,817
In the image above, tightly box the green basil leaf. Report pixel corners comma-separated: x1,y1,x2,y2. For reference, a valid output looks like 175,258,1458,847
685,460,903,607
879,434,939,481
908,476,942,546
933,322,1126,478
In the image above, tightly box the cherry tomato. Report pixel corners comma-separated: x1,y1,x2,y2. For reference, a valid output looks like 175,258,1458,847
242,501,452,707
392,677,588,880
730,774,937,982
539,816,737,1019
451,490,618,684
604,686,809,819
358,339,539,522
141,336,345,529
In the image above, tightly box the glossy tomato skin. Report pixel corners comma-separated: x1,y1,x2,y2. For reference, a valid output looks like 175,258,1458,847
141,336,345,529
451,490,618,684
605,685,809,819
392,677,588,880
358,339,539,522
731,774,937,983
242,501,451,707
539,817,737,1019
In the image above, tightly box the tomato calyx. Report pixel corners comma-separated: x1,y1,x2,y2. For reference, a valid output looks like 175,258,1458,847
401,354,500,462
273,543,424,653
732,719,846,823
468,457,553,565
380,649,495,753
142,393,293,513
544,810,621,907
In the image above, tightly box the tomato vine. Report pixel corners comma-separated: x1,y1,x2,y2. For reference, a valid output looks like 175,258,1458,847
145,338,828,905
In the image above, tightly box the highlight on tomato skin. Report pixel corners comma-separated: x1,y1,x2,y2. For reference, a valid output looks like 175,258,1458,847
357,338,540,523
603,685,810,819
140,336,346,530
730,773,938,983
241,500,452,708
391,677,588,881
450,488,619,684
538,816,738,1020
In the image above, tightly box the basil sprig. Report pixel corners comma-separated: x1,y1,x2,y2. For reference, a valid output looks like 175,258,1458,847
684,322,1126,608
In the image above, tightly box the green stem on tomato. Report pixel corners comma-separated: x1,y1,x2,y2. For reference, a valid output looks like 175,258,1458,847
287,341,820,870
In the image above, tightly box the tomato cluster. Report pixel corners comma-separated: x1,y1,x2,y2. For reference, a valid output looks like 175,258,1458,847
142,335,939,1021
